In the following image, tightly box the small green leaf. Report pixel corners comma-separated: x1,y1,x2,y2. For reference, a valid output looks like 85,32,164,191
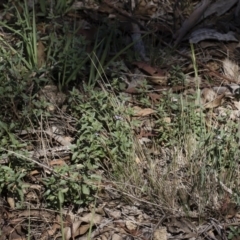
72,151,78,161
82,184,90,195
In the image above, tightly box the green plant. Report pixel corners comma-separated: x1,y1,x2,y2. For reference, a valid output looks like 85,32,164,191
0,1,38,70
169,65,186,86
44,15,133,89
0,0,51,119
0,0,85,90
0,121,33,206
228,226,240,240
42,163,100,207
38,0,73,18
0,165,28,204
69,85,134,171
46,28,89,90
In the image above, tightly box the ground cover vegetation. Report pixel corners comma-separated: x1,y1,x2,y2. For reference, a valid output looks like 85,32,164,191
0,0,240,239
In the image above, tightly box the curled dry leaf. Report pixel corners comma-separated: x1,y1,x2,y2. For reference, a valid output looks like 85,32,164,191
50,159,67,166
78,223,91,235
25,191,38,202
201,88,225,109
7,196,15,209
201,88,217,104
148,93,161,103
189,28,238,44
64,221,90,240
206,230,218,240
204,94,225,109
132,62,168,85
147,75,168,85
79,212,102,224
133,106,156,117
18,210,52,218
138,137,151,145
41,223,60,238
165,217,196,237
223,59,240,83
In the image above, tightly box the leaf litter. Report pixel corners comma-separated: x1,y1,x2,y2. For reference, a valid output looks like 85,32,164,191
1,0,240,239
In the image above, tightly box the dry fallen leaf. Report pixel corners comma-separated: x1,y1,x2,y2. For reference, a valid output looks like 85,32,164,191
153,227,167,240
165,218,197,238
132,62,168,85
189,28,238,43
163,117,171,124
7,196,15,209
8,225,26,240
80,212,102,224
64,221,91,240
133,106,156,117
125,221,137,231
41,223,60,238
78,223,91,235
108,210,122,219
37,40,46,68
223,58,240,83
50,159,67,166
201,88,217,103
18,210,52,218
148,93,161,103
204,94,225,109
135,156,141,164
221,199,239,219
111,233,122,240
